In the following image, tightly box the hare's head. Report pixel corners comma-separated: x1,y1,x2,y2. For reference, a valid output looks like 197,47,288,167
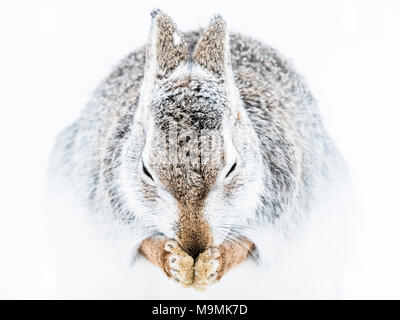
123,11,263,257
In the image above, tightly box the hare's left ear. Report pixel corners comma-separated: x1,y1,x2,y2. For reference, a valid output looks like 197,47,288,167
193,16,232,79
139,10,188,116
146,10,188,79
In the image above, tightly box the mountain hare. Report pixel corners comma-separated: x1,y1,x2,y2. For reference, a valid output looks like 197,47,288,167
50,10,347,290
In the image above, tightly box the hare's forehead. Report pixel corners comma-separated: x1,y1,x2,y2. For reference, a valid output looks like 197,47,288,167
149,126,225,165
151,77,228,132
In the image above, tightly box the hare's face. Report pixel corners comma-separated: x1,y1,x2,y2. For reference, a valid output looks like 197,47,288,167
134,75,263,256
121,12,263,256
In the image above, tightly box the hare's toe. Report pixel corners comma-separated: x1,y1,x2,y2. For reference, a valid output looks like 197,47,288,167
193,247,221,290
164,240,194,287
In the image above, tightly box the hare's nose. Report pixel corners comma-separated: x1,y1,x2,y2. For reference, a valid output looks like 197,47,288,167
179,240,208,259
176,209,213,259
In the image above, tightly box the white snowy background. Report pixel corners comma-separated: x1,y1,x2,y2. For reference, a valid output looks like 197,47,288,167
0,0,400,299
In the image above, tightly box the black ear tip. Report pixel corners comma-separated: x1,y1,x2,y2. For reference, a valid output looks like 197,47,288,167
150,8,161,19
211,14,226,25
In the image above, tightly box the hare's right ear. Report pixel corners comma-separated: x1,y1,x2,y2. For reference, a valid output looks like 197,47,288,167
193,16,231,79
145,10,188,79
193,16,242,112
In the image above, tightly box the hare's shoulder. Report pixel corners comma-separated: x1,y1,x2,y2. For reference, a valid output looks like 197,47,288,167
100,46,147,97
228,33,296,84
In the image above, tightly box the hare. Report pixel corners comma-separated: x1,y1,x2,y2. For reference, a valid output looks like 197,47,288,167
49,10,347,290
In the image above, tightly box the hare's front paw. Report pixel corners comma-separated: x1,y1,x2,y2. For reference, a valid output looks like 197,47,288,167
193,247,221,290
163,240,194,287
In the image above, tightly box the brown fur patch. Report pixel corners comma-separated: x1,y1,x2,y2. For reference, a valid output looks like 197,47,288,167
193,17,227,77
216,238,255,280
139,237,171,275
151,12,188,79
176,198,212,258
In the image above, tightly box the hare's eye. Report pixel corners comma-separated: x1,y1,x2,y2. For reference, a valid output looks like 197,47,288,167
225,162,237,178
142,162,154,181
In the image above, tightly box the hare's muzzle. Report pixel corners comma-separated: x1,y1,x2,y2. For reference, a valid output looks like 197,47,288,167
176,201,212,258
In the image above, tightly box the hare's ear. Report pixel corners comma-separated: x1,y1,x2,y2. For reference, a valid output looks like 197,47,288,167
193,16,231,78
145,10,188,79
